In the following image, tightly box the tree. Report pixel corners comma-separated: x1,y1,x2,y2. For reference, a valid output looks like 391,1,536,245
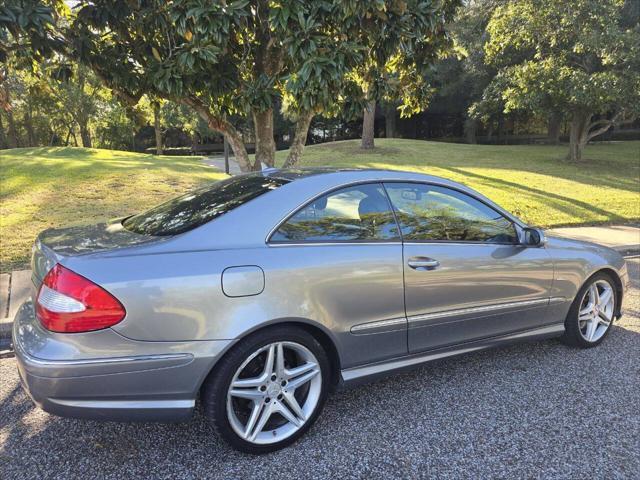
59,1,461,170
0,0,65,110
352,0,459,149
483,0,640,161
150,98,163,155
60,1,362,171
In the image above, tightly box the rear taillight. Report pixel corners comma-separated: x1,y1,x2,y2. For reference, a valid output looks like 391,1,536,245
36,264,126,333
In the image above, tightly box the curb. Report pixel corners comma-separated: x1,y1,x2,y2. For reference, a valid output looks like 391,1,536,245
0,318,11,340
615,245,640,257
0,337,13,358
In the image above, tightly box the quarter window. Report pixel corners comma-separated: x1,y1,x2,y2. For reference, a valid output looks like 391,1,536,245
271,183,400,242
122,174,289,236
383,183,517,243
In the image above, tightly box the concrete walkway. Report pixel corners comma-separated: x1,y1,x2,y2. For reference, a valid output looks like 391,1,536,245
202,155,242,175
202,155,268,175
1,225,638,342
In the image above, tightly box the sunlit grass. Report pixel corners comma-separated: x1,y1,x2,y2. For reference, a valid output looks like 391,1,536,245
276,139,640,229
0,147,227,272
1,141,638,273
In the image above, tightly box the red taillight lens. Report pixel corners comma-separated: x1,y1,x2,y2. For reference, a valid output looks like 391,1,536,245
36,264,126,333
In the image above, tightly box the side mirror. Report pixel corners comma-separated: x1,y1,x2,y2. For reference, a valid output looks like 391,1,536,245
522,227,547,247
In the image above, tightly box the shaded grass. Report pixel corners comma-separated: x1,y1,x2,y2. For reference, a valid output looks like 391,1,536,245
0,147,227,272
276,139,640,229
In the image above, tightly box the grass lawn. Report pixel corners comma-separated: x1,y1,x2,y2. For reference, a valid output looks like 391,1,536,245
1,140,638,272
278,139,640,228
0,147,227,272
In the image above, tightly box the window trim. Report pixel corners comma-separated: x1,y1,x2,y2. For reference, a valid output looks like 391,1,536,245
382,181,519,245
266,179,524,247
266,181,402,245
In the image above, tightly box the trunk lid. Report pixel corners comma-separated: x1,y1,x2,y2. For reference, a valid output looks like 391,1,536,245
31,219,157,286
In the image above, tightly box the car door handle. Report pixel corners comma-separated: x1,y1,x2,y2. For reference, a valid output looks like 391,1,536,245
407,257,440,270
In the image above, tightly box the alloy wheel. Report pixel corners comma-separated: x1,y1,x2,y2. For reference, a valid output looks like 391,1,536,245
578,279,614,343
226,341,322,445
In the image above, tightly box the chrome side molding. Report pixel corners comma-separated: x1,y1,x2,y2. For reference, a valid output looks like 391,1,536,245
350,317,407,334
408,297,566,326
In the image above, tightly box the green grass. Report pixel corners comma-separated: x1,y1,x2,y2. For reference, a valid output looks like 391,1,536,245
0,147,227,272
277,139,640,228
1,140,639,272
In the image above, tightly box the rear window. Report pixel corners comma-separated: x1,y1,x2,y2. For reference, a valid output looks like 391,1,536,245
122,174,289,236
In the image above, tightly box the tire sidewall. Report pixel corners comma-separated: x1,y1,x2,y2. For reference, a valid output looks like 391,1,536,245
203,326,331,454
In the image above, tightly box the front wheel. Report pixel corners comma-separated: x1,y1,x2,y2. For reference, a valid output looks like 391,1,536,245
202,326,330,453
562,273,617,348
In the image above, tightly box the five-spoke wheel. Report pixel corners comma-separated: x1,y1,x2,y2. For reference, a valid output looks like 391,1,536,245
227,341,322,444
202,326,329,453
577,279,615,343
563,273,617,348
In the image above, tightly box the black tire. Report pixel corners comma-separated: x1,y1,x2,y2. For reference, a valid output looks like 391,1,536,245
561,272,617,348
201,325,331,454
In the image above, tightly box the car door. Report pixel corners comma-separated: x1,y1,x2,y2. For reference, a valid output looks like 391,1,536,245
383,182,554,354
267,182,407,368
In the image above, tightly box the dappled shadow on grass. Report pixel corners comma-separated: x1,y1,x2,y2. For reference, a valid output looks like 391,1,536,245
302,140,640,193
0,147,221,200
440,166,627,225
0,147,227,272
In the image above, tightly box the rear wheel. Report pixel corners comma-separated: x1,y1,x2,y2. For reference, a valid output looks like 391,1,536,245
202,326,330,453
562,273,616,348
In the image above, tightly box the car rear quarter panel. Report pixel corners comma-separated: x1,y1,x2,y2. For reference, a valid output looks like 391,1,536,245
64,243,406,369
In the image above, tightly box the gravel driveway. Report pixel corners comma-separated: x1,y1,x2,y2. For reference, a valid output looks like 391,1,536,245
1,259,639,479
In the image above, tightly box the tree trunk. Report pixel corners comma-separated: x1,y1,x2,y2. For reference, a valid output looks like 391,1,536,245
567,111,591,162
5,108,19,148
24,108,36,147
384,103,396,139
182,96,252,172
464,117,477,144
361,100,376,149
153,103,163,155
0,112,7,149
283,111,314,168
547,112,562,145
78,118,92,148
496,116,504,144
252,108,276,169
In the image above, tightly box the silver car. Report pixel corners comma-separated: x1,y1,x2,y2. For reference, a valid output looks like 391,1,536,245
13,168,629,453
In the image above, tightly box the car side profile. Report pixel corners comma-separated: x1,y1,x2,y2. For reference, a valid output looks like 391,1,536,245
13,168,629,453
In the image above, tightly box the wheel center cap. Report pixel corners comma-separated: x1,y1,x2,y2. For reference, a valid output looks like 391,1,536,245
266,383,280,397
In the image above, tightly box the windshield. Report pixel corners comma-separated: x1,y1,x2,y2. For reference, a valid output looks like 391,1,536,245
122,174,289,236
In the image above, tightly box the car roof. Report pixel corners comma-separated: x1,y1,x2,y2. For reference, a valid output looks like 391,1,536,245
133,166,525,253
260,166,462,187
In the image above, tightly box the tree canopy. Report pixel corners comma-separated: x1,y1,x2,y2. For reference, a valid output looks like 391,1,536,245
481,0,640,161
57,0,459,170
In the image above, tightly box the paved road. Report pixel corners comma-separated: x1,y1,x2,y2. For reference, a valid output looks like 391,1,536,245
1,260,639,479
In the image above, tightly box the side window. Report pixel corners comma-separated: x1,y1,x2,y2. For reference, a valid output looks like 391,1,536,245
384,183,517,243
270,183,400,242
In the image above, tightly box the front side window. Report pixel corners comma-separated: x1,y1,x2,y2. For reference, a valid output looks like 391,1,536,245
384,183,517,243
123,174,289,236
271,183,399,242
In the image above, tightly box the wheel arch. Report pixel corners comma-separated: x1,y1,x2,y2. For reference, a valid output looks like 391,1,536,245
197,317,343,396
594,267,624,319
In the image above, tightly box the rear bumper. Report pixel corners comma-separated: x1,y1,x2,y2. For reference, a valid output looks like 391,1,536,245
13,300,233,422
